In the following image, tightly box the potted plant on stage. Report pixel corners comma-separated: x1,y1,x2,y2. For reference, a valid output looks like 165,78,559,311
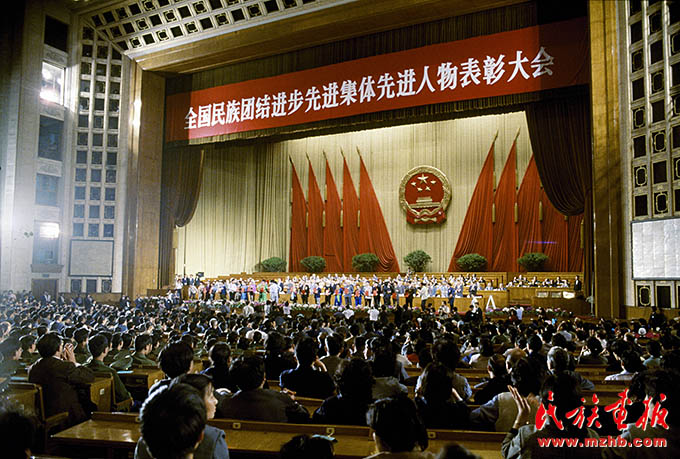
404,250,432,272
517,252,549,272
352,253,380,272
301,256,326,273
456,253,488,272
259,257,287,272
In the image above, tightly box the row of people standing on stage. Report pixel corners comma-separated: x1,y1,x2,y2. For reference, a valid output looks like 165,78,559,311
174,273,505,307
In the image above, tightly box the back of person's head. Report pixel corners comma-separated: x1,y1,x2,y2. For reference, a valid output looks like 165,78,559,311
540,372,582,422
372,346,397,378
121,332,133,348
479,338,494,357
527,334,543,353
73,327,89,345
295,337,319,367
140,383,206,459
420,363,453,403
209,342,231,367
0,406,36,459
159,342,194,378
646,340,662,358
586,336,602,354
280,434,334,459
230,355,265,391
325,334,343,356
174,373,212,395
19,335,35,353
621,350,643,373
88,334,109,359
488,354,507,377
547,346,571,373
111,333,122,349
432,339,460,371
36,332,61,358
0,338,21,359
337,358,373,402
135,334,152,352
551,333,568,349
366,396,427,453
436,443,482,459
511,358,540,396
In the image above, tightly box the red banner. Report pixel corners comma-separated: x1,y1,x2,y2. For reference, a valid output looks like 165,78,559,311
165,18,588,142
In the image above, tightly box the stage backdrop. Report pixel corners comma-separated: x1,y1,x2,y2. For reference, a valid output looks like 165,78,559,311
176,111,535,277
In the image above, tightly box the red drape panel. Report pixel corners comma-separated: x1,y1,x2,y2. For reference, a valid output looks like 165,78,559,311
491,140,518,271
307,160,324,257
290,164,307,272
568,213,584,272
358,156,400,272
541,189,569,271
323,160,343,272
342,158,360,272
449,142,495,271
517,156,543,268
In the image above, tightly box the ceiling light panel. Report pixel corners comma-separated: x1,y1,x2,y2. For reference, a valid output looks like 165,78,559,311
83,0,353,59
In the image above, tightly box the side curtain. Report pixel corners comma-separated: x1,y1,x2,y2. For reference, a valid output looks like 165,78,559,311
526,94,592,293
491,140,518,272
358,156,400,272
323,160,343,272
448,142,495,271
342,158,360,272
289,164,308,272
517,156,543,265
159,147,204,287
307,160,324,257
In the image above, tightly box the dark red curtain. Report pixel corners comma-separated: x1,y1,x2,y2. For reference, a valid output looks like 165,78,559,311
449,141,495,271
568,213,584,272
342,158,360,272
290,164,307,272
323,160,343,272
526,93,592,290
517,156,543,268
307,160,324,257
491,140,518,272
541,189,569,271
358,156,399,272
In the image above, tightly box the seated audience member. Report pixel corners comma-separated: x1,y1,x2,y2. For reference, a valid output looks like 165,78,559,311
469,338,494,370
137,383,208,459
605,349,644,382
136,374,229,459
473,354,510,405
321,333,346,378
578,336,607,365
201,342,236,392
85,334,132,404
313,358,374,425
470,358,540,432
28,332,95,426
643,340,662,369
131,334,157,367
371,345,408,400
112,332,133,361
264,332,297,381
415,363,469,429
19,335,39,366
502,372,600,459
280,434,335,459
217,355,309,423
73,327,91,364
603,369,680,459
547,346,594,391
0,405,36,459
525,335,547,375
280,337,335,399
417,339,472,401
0,337,22,377
150,341,195,393
365,396,434,459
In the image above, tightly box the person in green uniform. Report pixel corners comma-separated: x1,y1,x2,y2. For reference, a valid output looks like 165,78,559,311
85,334,132,404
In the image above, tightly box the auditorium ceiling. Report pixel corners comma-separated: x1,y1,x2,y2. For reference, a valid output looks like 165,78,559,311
63,0,527,73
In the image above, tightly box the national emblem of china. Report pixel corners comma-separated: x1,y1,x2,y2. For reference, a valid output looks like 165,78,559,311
399,166,451,225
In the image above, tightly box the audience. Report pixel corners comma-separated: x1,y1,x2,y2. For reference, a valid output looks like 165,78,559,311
365,396,433,458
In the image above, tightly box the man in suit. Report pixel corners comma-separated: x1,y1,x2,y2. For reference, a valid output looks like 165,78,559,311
280,337,335,399
217,355,309,423
85,334,132,404
28,332,95,426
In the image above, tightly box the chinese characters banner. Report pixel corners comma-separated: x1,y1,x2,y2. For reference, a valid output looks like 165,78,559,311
165,18,588,142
